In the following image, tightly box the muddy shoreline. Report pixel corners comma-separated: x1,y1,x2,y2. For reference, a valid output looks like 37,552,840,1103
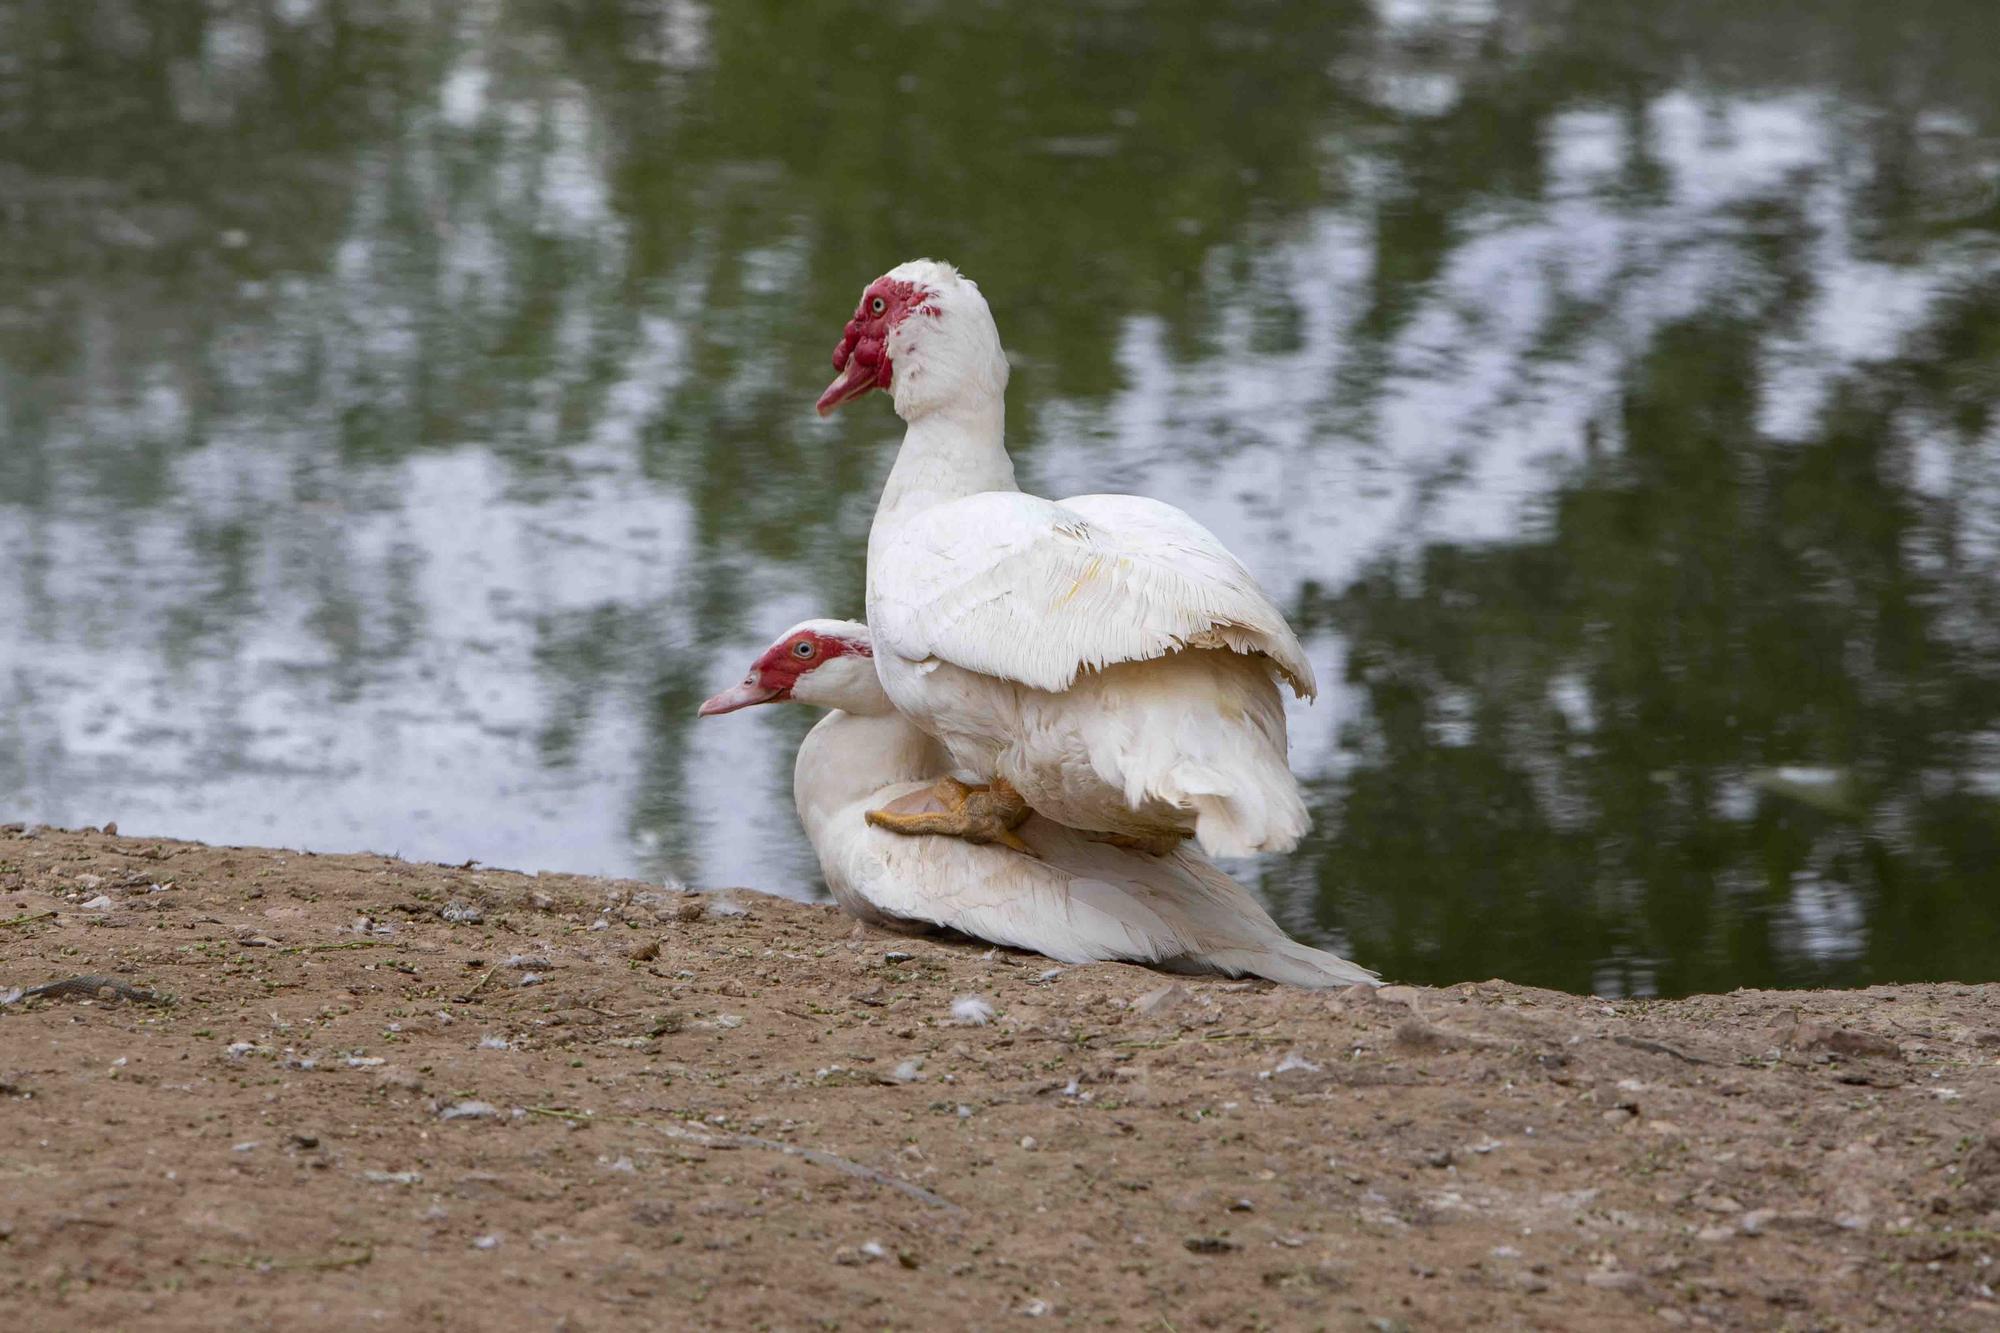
1,823,1995,1330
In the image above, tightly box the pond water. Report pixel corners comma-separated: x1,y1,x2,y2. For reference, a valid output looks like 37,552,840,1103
3,0,1998,995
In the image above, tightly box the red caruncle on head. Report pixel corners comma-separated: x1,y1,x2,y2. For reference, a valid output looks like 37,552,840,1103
815,276,935,416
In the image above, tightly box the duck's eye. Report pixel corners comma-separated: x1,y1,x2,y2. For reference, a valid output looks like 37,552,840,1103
869,296,886,315
792,640,816,659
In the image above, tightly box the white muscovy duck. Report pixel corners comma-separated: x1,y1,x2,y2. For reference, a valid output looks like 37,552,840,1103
699,619,1374,987
816,259,1316,859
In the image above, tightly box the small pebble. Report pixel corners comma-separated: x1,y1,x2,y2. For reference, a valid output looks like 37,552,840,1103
1739,1208,1777,1235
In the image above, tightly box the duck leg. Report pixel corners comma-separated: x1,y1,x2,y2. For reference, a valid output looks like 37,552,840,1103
866,777,1034,856
1084,828,1193,857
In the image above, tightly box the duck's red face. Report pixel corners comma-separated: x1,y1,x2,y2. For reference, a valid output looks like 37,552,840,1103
697,628,872,715
815,276,935,416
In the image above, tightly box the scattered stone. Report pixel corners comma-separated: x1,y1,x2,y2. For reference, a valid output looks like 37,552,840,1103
440,1100,498,1121
889,1059,924,1084
362,1171,423,1185
440,900,484,924
1134,983,1192,1019
1781,1022,1901,1061
628,938,662,962
1585,1270,1640,1291
80,894,114,911
1184,1236,1241,1254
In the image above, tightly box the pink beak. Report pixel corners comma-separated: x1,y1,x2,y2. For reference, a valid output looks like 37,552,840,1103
697,678,780,717
815,357,879,416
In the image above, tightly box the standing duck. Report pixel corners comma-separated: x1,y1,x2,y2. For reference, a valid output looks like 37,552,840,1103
699,619,1374,987
817,260,1315,859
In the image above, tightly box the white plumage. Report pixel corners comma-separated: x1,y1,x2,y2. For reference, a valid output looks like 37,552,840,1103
701,620,1374,988
831,260,1317,857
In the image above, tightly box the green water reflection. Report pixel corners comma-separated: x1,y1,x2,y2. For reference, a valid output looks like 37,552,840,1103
1,0,1996,994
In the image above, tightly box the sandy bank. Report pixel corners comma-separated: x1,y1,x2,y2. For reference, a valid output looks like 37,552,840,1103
1,824,1995,1329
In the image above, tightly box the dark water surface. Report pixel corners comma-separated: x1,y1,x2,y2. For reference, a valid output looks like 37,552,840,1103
4,0,1998,995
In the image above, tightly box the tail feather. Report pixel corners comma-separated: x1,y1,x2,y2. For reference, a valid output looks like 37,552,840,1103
1187,782,1310,858
1095,649,1312,858
1198,939,1378,989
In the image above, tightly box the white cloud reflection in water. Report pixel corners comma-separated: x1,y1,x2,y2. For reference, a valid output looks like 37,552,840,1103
2,0,1996,992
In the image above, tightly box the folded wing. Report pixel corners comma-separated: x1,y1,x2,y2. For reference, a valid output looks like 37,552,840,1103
872,491,1315,697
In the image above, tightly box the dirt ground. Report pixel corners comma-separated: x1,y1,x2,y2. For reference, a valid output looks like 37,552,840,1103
1,824,1997,1330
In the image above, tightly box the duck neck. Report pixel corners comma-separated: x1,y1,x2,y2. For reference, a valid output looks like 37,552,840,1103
875,393,1015,525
